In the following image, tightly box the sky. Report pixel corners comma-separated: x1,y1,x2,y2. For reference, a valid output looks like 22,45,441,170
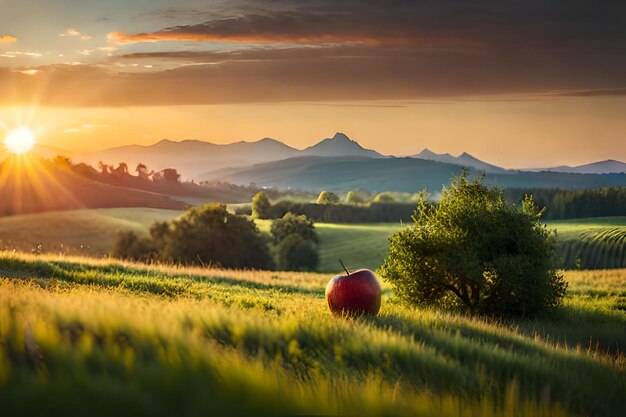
0,0,624,168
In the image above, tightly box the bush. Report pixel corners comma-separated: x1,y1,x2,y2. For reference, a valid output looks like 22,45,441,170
110,231,156,261
379,172,567,317
252,192,271,219
270,213,319,271
274,233,319,271
270,213,319,244
112,204,274,269
316,191,340,204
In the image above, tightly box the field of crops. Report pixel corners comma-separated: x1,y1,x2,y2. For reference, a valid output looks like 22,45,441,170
0,251,624,416
548,218,626,269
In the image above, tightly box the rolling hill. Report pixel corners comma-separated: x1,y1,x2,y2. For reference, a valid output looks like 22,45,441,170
0,155,186,216
0,252,624,416
210,155,626,192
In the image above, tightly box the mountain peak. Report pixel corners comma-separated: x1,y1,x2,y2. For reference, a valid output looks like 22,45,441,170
331,132,351,141
417,148,437,157
302,132,382,158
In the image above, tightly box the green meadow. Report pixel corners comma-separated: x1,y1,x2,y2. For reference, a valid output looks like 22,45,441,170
0,252,624,416
0,208,623,271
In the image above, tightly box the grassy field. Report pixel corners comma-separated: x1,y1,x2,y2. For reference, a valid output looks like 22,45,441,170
0,251,624,416
0,209,623,271
0,208,183,255
256,220,402,272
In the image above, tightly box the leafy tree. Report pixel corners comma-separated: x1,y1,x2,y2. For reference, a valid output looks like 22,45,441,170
271,213,318,244
160,204,274,269
345,191,365,204
153,168,181,183
136,163,152,179
111,231,157,261
274,233,319,271
373,192,396,203
252,191,272,219
112,204,274,269
379,172,567,316
316,191,340,204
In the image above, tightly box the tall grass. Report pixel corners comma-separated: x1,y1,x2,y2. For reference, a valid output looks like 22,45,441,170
0,251,624,416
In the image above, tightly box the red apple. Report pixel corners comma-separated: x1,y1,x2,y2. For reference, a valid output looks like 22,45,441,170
325,268,382,316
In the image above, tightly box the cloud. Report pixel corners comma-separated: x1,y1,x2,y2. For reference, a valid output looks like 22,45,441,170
549,88,626,97
106,10,477,48
60,28,81,37
1,51,43,58
1,43,624,108
64,123,108,133
1,1,625,106
59,28,92,40
13,69,39,76
106,0,625,52
0,35,17,43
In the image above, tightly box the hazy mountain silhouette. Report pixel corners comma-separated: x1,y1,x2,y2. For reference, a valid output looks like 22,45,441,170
302,132,383,158
529,160,626,174
409,148,509,174
75,132,623,182
209,156,626,193
79,138,301,179
81,133,382,179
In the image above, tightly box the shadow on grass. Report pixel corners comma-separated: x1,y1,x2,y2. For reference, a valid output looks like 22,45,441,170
0,257,324,298
361,309,625,417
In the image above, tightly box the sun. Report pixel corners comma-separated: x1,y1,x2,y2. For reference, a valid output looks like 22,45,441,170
4,127,36,155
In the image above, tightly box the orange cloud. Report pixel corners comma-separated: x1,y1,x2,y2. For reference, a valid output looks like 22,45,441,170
0,35,17,43
107,31,384,46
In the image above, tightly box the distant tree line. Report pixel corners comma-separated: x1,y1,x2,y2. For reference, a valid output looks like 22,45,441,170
249,192,416,223
247,186,625,224
504,187,626,219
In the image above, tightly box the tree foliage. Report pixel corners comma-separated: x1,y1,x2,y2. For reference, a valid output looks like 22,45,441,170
274,233,319,271
267,201,415,223
271,213,319,271
380,172,567,316
316,191,340,205
112,204,274,269
270,213,319,244
252,191,272,219
110,231,157,261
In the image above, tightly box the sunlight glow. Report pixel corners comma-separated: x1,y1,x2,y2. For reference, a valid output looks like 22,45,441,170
4,127,35,154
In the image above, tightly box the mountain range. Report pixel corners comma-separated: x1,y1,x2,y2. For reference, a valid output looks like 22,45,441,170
409,148,509,174
205,156,626,193
526,160,626,175
42,132,626,182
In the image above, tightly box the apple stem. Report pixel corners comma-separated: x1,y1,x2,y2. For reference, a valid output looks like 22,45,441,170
339,259,350,275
